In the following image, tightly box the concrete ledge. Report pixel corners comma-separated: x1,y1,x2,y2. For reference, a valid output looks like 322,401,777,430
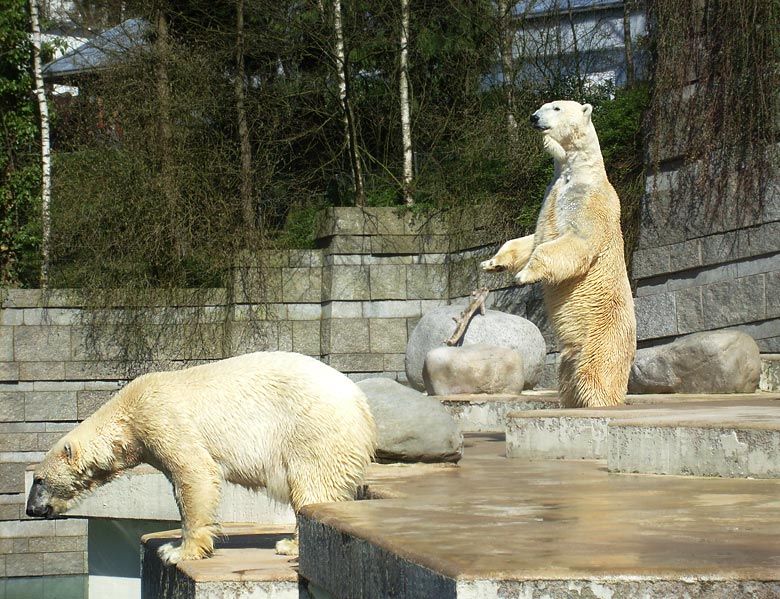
609,414,780,478
506,411,612,459
299,515,456,598
506,394,780,462
456,580,780,598
439,390,559,432
141,525,305,599
24,466,295,524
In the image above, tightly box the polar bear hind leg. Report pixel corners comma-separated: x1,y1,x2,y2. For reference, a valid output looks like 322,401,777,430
275,458,363,556
564,342,627,408
557,350,580,409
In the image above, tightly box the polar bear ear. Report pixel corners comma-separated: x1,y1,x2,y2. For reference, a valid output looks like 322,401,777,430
582,103,593,121
63,440,79,463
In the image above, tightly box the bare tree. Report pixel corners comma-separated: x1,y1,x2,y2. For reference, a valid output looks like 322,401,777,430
399,0,413,205
565,0,584,98
152,2,187,258
234,0,254,229
497,0,518,141
29,0,51,288
623,0,635,88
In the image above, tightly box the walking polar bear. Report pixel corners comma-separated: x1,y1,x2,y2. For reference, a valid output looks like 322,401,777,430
26,352,377,564
482,100,636,408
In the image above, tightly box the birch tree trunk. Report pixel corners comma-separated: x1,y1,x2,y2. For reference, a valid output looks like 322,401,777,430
399,0,413,205
29,0,51,288
623,0,635,88
235,0,254,230
497,0,517,141
333,0,365,205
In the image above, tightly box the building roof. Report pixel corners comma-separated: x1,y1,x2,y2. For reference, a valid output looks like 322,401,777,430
42,18,149,81
516,0,624,17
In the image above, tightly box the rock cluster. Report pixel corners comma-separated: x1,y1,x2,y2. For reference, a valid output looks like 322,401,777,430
405,306,545,391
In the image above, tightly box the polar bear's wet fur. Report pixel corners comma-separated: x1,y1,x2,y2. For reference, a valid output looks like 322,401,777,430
482,100,636,408
26,352,376,564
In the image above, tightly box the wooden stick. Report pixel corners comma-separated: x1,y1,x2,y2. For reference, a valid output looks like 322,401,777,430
445,287,490,346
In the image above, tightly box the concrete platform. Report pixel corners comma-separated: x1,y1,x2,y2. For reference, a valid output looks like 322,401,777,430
506,393,780,474
299,434,780,598
140,525,308,599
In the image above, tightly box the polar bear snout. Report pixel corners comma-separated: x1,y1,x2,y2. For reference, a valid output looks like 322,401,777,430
530,111,549,131
26,479,55,518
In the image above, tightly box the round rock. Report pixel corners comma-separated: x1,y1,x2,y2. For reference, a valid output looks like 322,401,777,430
628,330,761,394
357,377,463,463
423,343,524,396
405,306,546,391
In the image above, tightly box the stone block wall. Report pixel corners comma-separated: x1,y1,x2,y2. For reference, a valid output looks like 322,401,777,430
633,157,780,350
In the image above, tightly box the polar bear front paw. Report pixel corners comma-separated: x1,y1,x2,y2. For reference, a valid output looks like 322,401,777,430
158,542,185,565
515,266,540,285
275,537,299,556
158,541,210,565
480,258,506,272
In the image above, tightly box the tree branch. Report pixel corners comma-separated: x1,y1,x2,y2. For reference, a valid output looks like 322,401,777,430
445,287,490,346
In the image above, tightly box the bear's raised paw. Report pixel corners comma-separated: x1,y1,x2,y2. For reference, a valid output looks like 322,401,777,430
480,258,506,272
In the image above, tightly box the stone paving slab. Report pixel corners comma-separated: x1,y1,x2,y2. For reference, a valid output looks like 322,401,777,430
299,434,780,599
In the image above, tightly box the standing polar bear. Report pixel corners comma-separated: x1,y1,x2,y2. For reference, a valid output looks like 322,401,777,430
26,351,376,564
482,100,636,408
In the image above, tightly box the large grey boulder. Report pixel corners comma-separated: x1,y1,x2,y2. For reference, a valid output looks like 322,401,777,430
357,377,463,463
628,330,761,394
405,306,546,391
423,344,524,396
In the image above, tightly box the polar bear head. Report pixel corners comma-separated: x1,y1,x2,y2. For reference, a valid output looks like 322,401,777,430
530,100,595,158
26,422,134,518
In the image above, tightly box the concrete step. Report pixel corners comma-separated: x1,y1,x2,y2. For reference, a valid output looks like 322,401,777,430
761,353,780,392
438,390,559,432
506,393,780,479
608,405,780,478
140,525,308,599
